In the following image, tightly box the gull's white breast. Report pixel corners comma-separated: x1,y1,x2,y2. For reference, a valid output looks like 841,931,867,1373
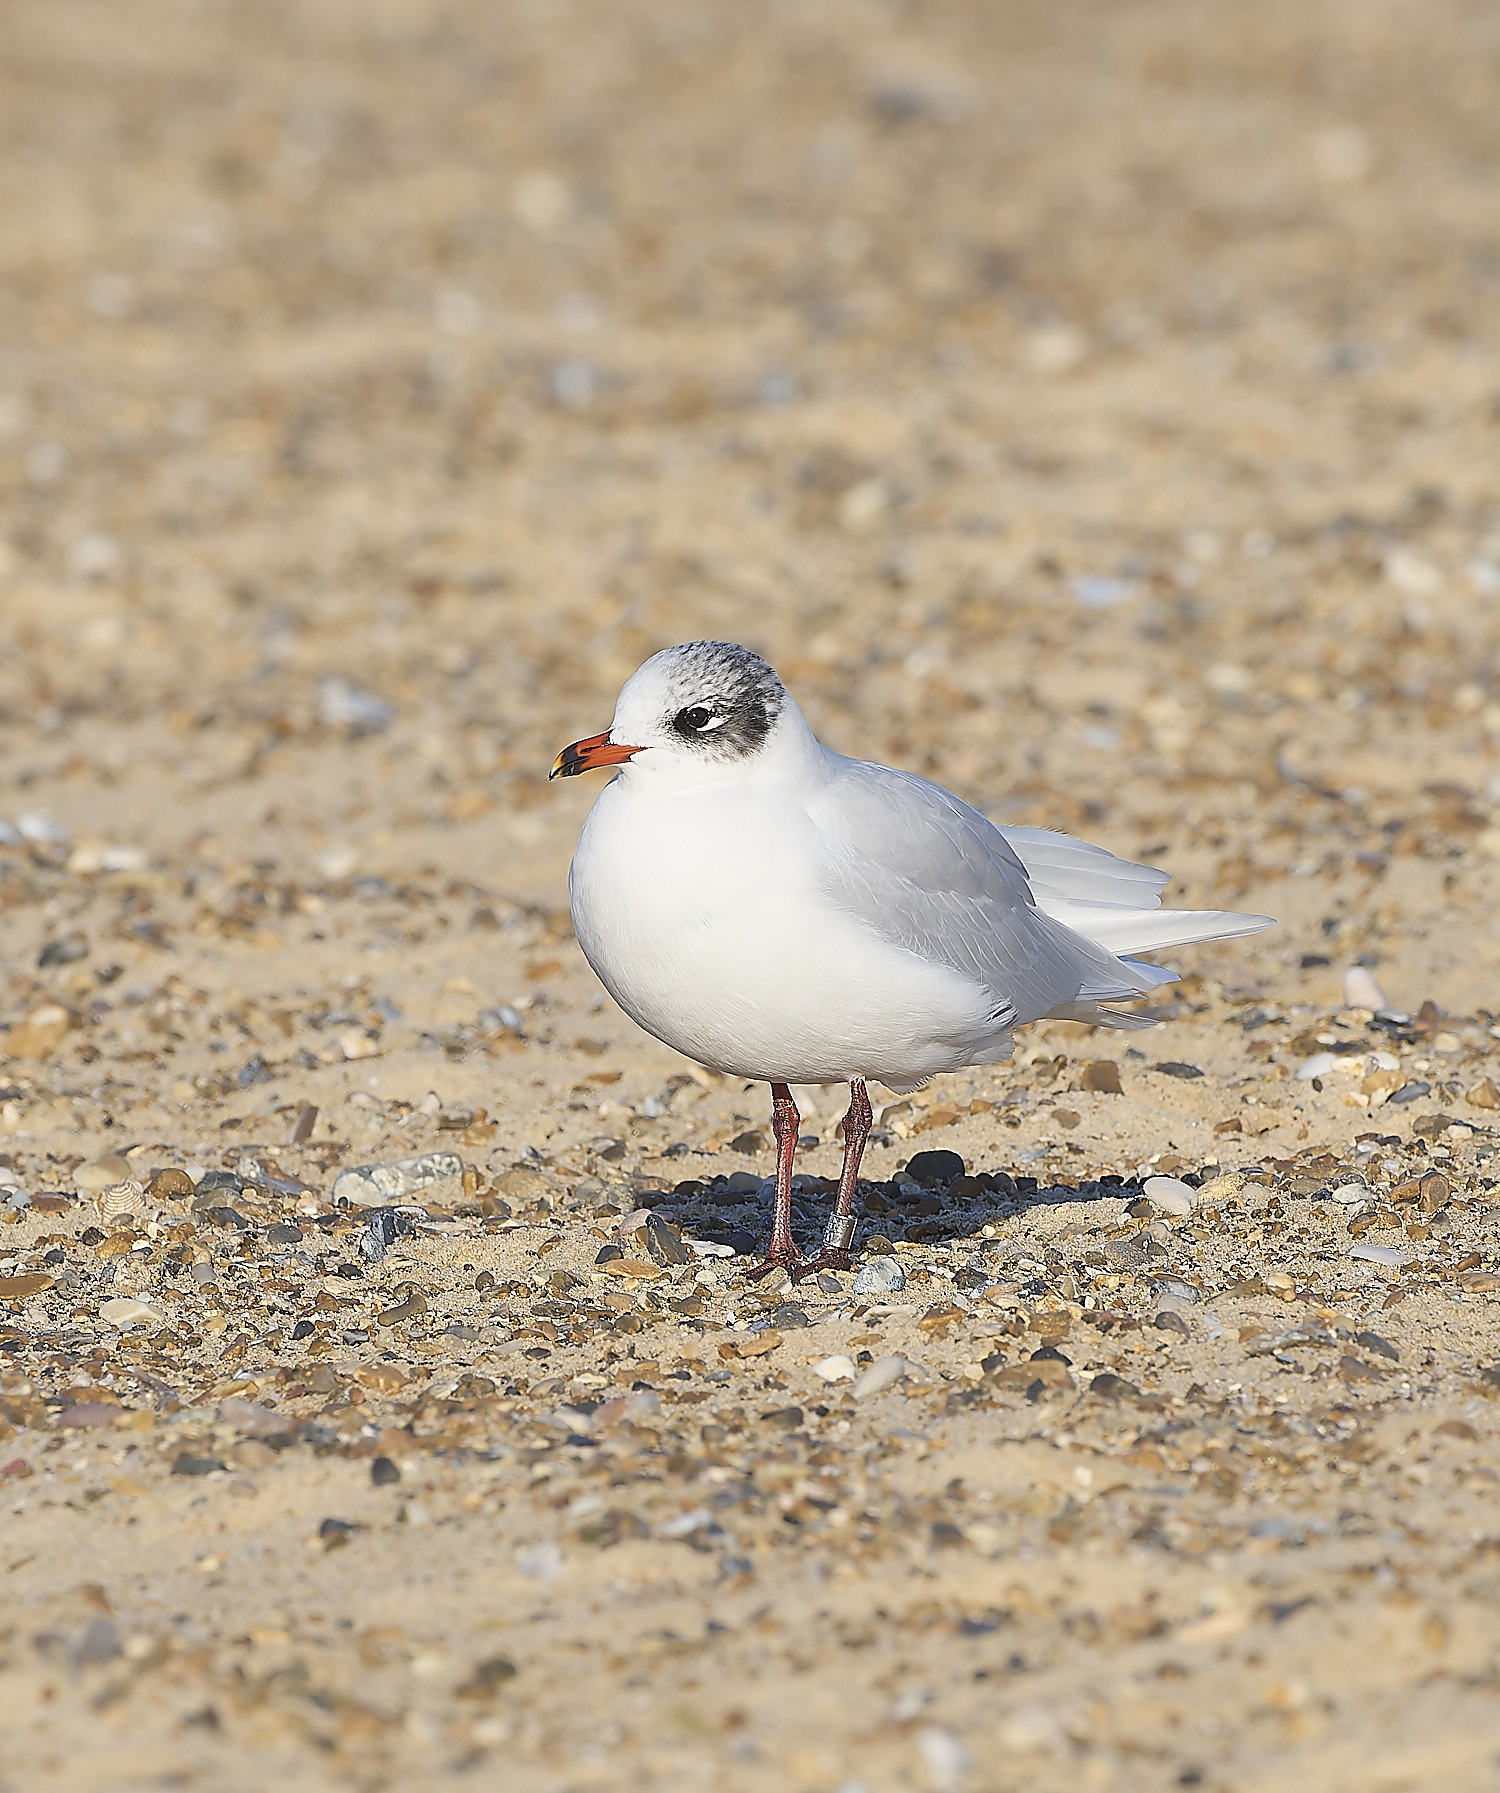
568,767,997,1088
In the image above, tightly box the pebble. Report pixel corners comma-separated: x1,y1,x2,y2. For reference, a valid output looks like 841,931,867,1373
1105,1233,1157,1269
146,1168,194,1201
813,1354,857,1383
905,1149,966,1188
218,1397,293,1439
1347,1243,1410,1267
1143,1175,1197,1216
317,675,394,733
99,1297,165,1328
1330,1182,1370,1204
852,1354,909,1398
1297,1053,1337,1081
331,1151,462,1205
852,1256,907,1296
1196,1172,1245,1204
58,1402,125,1429
1343,965,1389,1010
75,1154,132,1195
1151,1278,1202,1304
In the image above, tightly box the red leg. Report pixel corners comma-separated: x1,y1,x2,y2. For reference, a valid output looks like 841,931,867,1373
744,1083,813,1282
802,1079,872,1273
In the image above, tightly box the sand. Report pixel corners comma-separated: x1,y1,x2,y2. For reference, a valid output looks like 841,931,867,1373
2,1,1500,1788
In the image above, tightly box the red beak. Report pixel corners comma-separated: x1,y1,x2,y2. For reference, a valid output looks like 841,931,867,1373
549,731,643,780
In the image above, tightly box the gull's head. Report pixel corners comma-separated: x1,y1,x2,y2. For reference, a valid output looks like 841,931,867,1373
551,641,789,783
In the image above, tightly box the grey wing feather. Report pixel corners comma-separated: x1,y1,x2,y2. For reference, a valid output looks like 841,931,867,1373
810,758,1165,1028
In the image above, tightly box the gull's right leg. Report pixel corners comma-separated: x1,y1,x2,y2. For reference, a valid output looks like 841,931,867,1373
744,1083,813,1282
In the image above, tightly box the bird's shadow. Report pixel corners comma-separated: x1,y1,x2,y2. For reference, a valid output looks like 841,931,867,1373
633,1145,1175,1285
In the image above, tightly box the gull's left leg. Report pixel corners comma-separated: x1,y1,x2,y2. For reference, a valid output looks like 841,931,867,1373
744,1083,812,1283
801,1078,872,1274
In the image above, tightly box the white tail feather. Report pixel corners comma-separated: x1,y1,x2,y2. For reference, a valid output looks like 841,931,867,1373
1000,824,1274,957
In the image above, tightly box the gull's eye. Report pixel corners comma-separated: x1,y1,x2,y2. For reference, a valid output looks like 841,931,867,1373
673,704,715,737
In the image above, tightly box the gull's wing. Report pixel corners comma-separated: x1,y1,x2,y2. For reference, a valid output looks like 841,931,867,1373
999,824,1275,954
808,755,1168,1030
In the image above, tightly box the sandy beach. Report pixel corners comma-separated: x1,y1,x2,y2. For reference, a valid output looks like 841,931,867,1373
2,2,1500,1788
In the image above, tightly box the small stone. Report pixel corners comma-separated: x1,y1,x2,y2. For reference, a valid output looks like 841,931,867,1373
229,1440,276,1470
99,1297,165,1329
371,1456,401,1486
70,1617,120,1669
813,1355,857,1383
145,1168,195,1201
75,1153,131,1195
317,675,393,733
376,1291,427,1326
172,1454,226,1477
1467,1077,1499,1110
191,1170,243,1207
904,1149,964,1188
1143,1176,1196,1217
355,1362,411,1394
58,1402,124,1429
1339,1352,1390,1383
456,1656,518,1700
600,1258,661,1281
852,1355,908,1398
218,1397,293,1439
1388,1082,1430,1106
1330,1183,1370,1204
1297,1053,1336,1082
1354,1330,1399,1361
1089,1372,1142,1402
1342,965,1389,1010
5,1004,71,1060
853,1256,907,1296
1105,1234,1155,1269
491,1166,560,1204
1347,1243,1410,1267
1153,1310,1191,1337
729,1130,767,1154
1153,1062,1204,1080
0,1271,53,1302
1080,1060,1122,1094
644,1213,691,1267
331,1151,462,1205
1151,1277,1202,1304
1196,1172,1245,1204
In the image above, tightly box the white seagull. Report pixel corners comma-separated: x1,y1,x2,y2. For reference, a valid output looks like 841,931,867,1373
551,642,1273,1281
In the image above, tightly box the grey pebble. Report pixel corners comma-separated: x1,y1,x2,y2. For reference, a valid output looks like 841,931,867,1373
853,1256,907,1296
332,1151,462,1205
1105,1233,1156,1269
1347,1242,1410,1267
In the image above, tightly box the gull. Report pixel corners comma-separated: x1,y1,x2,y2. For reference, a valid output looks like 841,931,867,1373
551,642,1273,1281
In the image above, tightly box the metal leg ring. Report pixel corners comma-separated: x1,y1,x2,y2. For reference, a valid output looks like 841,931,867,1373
823,1213,857,1252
